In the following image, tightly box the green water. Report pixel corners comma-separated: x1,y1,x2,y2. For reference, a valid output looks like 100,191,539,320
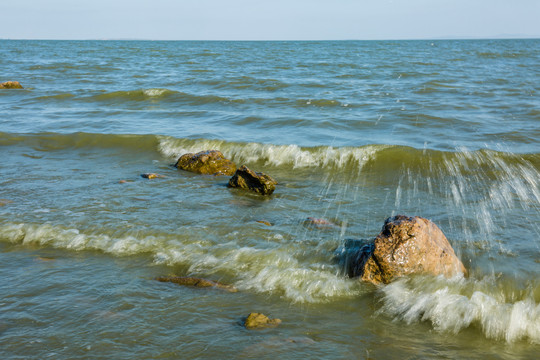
0,39,539,359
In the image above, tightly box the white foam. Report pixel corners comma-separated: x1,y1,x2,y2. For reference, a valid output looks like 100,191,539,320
378,277,540,343
142,88,168,97
157,136,384,171
0,222,361,303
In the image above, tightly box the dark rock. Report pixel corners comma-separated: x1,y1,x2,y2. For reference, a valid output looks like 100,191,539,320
228,165,277,195
156,276,237,292
243,312,281,330
335,239,374,278
343,215,467,284
0,81,23,89
175,150,236,176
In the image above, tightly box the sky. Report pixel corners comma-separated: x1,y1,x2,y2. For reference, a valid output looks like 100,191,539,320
1,0,539,40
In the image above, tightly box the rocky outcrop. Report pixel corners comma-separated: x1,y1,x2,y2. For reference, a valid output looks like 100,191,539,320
228,165,277,195
175,150,236,176
156,276,238,292
243,313,281,330
0,81,23,89
341,215,466,284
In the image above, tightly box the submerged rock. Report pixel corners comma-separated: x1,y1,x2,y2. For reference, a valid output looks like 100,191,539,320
343,215,466,284
156,276,237,292
228,165,277,195
0,81,23,89
175,150,236,176
305,217,336,228
243,312,281,330
0,199,13,206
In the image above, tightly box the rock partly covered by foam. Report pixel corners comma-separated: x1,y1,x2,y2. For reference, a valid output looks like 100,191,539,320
0,81,23,89
156,276,237,292
343,215,466,284
228,165,277,195
243,313,281,330
175,150,236,176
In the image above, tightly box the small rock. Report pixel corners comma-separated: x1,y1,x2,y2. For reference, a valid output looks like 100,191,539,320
305,217,335,227
141,173,164,179
156,276,237,292
0,199,13,206
34,256,55,262
228,165,277,195
0,81,23,89
175,150,236,176
243,312,281,330
256,220,272,226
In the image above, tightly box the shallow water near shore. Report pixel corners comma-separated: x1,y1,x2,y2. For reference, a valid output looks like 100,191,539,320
1,39,539,359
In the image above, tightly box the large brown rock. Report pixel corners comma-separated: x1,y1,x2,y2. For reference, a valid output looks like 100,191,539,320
0,81,23,89
175,150,236,176
343,215,466,284
228,165,277,195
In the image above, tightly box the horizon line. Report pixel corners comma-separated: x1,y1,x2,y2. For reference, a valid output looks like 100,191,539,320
1,35,540,42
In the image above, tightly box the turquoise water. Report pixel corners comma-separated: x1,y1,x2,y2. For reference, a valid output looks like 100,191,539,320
1,39,539,359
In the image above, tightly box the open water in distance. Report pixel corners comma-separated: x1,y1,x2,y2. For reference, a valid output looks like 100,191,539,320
0,39,539,359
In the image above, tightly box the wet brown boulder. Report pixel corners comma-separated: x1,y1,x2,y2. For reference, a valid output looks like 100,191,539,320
228,165,277,195
0,81,23,89
156,276,238,292
175,150,236,176
243,313,281,330
344,215,466,284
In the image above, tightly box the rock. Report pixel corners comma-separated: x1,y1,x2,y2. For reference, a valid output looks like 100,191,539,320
346,215,466,284
305,217,336,227
243,313,281,330
0,81,23,89
175,150,236,176
156,276,238,292
256,220,272,226
228,165,277,195
141,173,164,179
0,199,13,206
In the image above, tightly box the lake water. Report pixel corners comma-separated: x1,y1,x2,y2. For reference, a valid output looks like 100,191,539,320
1,39,539,359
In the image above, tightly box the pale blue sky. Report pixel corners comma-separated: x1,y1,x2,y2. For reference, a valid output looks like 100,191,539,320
1,0,539,40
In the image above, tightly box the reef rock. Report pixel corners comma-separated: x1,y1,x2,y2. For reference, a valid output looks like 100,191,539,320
228,165,277,195
156,276,237,292
175,150,236,176
243,313,281,330
344,215,466,284
0,81,23,89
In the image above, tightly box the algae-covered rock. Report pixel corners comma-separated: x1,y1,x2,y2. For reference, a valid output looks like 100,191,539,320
141,173,165,179
0,81,23,89
228,165,277,195
354,215,467,284
243,312,281,330
175,150,236,176
156,276,237,292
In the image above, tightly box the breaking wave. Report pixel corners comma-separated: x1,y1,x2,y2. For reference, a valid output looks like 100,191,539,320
378,276,540,344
